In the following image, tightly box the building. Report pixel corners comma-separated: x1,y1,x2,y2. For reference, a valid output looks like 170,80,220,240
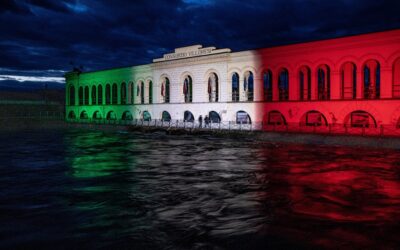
65,29,400,136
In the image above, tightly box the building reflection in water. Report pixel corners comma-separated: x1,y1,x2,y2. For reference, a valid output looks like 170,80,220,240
255,144,400,249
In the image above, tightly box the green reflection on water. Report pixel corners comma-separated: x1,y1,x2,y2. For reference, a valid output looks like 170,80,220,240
65,130,135,178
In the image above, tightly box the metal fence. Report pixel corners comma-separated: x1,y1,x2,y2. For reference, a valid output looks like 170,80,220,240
66,118,400,137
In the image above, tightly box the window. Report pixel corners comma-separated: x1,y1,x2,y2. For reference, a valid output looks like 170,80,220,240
140,81,144,104
183,76,192,103
341,62,356,99
112,83,118,104
299,66,311,101
107,111,116,120
184,111,194,122
244,71,254,101
349,111,376,128
128,82,133,104
304,111,327,126
84,86,89,105
93,111,102,120
143,111,151,121
91,86,96,105
278,68,289,101
263,71,273,101
208,111,221,123
317,65,330,100
267,111,286,125
80,111,88,119
208,73,218,102
149,81,153,104
68,111,76,120
363,60,380,99
105,84,111,104
121,82,126,104
236,111,251,124
79,87,83,105
161,78,170,103
162,111,171,121
232,73,239,102
122,111,133,120
97,85,103,105
393,58,400,98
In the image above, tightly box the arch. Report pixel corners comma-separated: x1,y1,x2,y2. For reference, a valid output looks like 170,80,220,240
80,110,88,119
231,72,239,102
278,68,289,101
340,62,356,99
184,111,194,122
393,57,400,98
93,111,102,120
106,111,116,120
121,82,127,104
298,66,311,101
143,111,151,121
244,71,254,101
208,73,219,102
266,110,287,125
121,111,133,121
69,85,75,106
78,86,83,105
68,110,76,120
160,77,170,103
344,110,377,128
97,85,103,105
316,64,330,100
91,85,96,105
300,110,328,126
105,84,111,104
183,75,193,103
148,80,153,104
263,70,273,101
84,86,89,105
236,110,251,124
112,83,118,104
208,111,221,123
363,59,380,99
161,111,171,122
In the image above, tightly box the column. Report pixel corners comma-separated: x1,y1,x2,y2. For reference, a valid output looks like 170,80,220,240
330,70,341,100
380,66,392,99
356,65,363,99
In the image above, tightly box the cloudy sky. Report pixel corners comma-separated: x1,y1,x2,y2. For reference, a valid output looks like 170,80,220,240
0,0,399,89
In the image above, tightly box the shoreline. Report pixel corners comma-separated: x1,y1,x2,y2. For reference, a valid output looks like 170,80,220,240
1,120,400,149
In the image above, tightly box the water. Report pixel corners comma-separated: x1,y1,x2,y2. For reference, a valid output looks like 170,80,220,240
0,129,399,249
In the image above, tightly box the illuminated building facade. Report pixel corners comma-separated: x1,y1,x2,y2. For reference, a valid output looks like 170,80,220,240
65,29,400,136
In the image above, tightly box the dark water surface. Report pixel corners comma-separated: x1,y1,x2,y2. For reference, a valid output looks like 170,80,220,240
0,129,400,249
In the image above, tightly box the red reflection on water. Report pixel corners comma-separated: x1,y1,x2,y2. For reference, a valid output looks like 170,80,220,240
256,144,400,248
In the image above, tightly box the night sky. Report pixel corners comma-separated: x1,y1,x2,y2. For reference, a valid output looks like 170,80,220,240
1,0,400,89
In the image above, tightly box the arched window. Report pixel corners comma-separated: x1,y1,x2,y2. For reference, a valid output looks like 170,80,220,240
69,85,75,106
263,71,273,101
128,82,133,104
209,111,221,123
244,71,254,101
299,66,311,101
363,60,380,99
91,86,96,105
149,81,153,104
93,111,102,120
112,83,118,104
84,86,89,105
78,86,83,105
161,78,170,103
105,84,111,104
121,82,126,104
183,76,192,103
302,110,328,126
80,111,88,119
267,111,286,125
208,73,218,102
278,68,289,101
341,62,356,99
68,111,76,120
106,111,116,120
317,65,330,100
345,110,377,128
140,81,145,104
121,111,133,121
97,85,103,105
161,111,171,121
232,73,239,102
393,58,400,98
143,111,151,121
236,111,251,124
184,111,194,122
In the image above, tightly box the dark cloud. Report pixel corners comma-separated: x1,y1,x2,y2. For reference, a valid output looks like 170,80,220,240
0,0,399,75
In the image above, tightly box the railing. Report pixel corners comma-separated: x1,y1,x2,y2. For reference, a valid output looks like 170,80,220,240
0,111,65,120
66,118,400,137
